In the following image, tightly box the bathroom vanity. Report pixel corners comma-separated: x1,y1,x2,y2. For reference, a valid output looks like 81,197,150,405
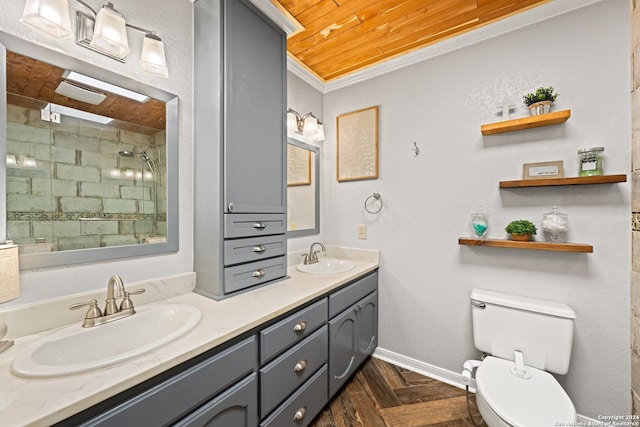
0,250,379,427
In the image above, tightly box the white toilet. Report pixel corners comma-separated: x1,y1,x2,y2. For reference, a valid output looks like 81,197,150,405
464,289,577,426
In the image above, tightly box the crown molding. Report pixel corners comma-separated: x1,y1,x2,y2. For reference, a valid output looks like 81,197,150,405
245,0,603,93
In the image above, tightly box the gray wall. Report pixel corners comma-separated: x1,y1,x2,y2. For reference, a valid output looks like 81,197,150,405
321,0,630,418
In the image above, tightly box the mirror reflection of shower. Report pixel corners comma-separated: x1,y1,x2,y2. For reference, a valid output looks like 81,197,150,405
118,147,160,237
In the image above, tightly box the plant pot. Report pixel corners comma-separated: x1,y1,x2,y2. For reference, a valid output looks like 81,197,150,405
528,101,553,116
510,233,532,241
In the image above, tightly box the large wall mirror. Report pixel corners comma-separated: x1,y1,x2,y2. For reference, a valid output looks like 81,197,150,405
287,137,319,237
0,37,178,269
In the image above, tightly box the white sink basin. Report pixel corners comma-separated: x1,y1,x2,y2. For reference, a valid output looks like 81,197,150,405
11,304,201,378
297,258,355,275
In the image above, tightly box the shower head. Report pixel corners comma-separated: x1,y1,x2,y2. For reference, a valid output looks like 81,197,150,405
118,150,137,158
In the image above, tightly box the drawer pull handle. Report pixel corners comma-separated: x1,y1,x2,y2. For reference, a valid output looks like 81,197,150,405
293,359,307,373
293,406,307,421
253,222,267,230
252,245,267,253
293,320,307,332
252,269,267,278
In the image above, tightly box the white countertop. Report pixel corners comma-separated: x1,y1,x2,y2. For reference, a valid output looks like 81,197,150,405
0,249,379,427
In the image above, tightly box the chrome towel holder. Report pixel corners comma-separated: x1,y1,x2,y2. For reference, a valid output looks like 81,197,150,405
365,193,383,214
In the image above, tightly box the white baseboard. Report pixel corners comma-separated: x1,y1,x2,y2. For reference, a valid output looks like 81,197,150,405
372,347,603,425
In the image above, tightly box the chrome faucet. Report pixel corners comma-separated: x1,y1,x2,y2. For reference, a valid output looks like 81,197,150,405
302,242,326,265
70,275,145,327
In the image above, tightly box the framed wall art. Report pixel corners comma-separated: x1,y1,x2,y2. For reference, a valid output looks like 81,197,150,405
337,106,379,182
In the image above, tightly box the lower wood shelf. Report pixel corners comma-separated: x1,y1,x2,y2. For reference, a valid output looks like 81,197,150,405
458,238,593,253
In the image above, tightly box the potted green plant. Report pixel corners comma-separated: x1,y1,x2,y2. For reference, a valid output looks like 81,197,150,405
505,219,538,241
522,86,558,116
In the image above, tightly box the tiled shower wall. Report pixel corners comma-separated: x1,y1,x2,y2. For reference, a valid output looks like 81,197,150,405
632,0,640,415
5,102,167,252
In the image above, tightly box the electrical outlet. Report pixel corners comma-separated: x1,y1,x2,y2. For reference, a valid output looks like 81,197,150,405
357,224,367,239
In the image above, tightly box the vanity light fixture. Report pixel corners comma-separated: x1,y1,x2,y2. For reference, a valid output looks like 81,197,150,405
43,103,113,124
20,0,169,77
20,0,72,39
74,0,168,77
287,108,324,141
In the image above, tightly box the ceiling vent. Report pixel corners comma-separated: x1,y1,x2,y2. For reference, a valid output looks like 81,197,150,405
54,81,107,105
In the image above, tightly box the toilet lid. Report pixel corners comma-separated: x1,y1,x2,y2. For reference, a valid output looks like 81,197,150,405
476,356,576,426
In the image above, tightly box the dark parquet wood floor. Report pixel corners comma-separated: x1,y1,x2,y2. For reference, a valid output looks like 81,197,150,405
310,357,488,427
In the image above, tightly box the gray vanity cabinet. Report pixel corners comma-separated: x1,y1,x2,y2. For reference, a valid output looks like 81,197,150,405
194,0,287,299
64,337,258,427
328,272,379,398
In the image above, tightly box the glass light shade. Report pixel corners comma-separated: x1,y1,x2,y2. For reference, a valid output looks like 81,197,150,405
287,111,299,133
5,154,17,166
140,35,169,78
90,4,130,59
22,156,37,168
303,115,318,135
20,0,72,39
311,123,324,142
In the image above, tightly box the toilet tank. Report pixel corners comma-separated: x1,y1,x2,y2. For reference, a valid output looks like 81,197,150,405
470,289,576,374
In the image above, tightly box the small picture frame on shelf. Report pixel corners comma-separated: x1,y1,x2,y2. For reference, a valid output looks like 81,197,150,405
523,160,564,180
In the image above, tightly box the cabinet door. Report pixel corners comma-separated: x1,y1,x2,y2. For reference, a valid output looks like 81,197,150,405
328,307,357,397
223,0,286,214
356,291,378,366
174,373,258,427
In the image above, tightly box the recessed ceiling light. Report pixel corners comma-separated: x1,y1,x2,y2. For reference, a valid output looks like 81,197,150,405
62,70,150,103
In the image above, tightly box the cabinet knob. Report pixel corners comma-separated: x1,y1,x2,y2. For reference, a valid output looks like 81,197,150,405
252,245,267,253
228,202,234,212
252,222,267,230
293,405,307,421
355,304,363,314
252,269,267,278
293,359,307,373
293,320,307,332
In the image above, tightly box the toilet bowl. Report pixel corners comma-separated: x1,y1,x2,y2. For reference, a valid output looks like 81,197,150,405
475,356,576,426
466,289,578,427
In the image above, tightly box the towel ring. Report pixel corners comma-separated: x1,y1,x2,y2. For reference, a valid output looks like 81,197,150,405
364,193,383,214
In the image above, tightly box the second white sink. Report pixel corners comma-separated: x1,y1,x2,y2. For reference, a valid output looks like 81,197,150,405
11,304,201,378
297,258,355,275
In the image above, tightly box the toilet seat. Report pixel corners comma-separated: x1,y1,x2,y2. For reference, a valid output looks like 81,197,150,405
476,356,576,426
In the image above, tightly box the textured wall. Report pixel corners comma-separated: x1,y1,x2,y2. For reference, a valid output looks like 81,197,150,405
0,1,193,305
323,0,630,418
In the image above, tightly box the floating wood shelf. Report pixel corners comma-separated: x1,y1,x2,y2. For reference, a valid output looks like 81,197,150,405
458,238,593,253
481,110,571,135
499,174,627,188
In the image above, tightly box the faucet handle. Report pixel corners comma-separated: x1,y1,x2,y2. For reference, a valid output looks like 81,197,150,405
301,253,309,265
70,299,103,322
119,288,145,311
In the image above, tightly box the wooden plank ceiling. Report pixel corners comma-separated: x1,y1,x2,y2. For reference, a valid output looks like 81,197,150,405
274,0,550,82
6,51,165,131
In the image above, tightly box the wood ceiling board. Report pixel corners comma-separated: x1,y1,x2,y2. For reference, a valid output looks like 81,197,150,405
306,0,478,73
276,0,550,81
292,0,476,66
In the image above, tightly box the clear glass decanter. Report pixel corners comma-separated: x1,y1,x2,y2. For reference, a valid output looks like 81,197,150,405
542,206,568,242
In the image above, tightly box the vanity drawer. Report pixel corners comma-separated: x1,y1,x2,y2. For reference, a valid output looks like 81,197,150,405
260,326,328,417
260,298,328,364
329,271,378,318
224,213,286,238
224,235,287,266
78,336,257,427
224,256,287,294
260,365,328,427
